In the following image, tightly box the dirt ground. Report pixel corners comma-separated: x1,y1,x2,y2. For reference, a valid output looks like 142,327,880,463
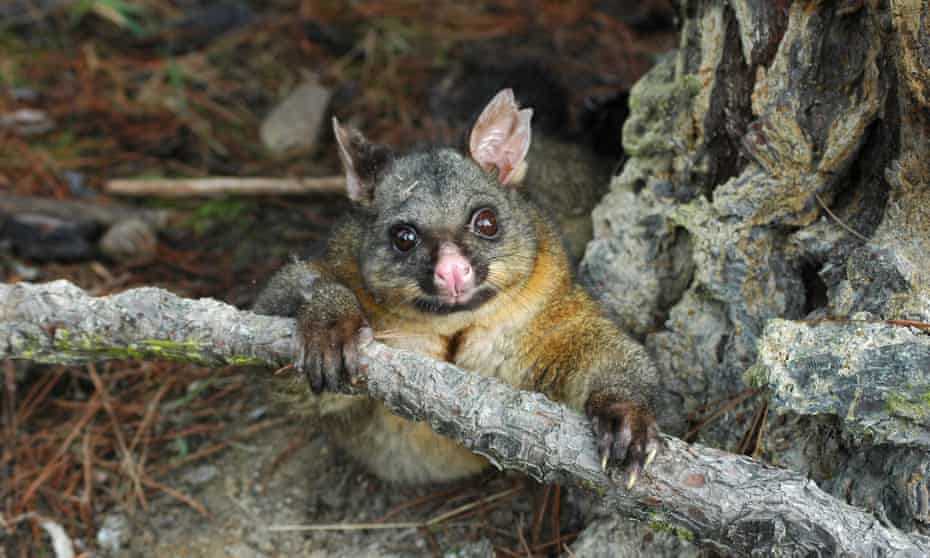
109,382,597,557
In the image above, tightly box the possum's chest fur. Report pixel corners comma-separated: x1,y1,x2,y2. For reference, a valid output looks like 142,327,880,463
448,326,526,386
378,321,527,388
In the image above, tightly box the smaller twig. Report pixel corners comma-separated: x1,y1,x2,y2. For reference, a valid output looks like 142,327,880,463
684,388,759,442
0,513,75,558
267,486,522,533
39,518,75,558
422,486,521,528
153,423,225,443
140,476,209,518
86,364,147,511
530,484,551,547
418,525,442,558
886,319,930,333
272,363,294,376
531,532,578,553
15,368,67,425
265,436,310,476
517,516,533,556
79,431,93,528
481,524,518,543
154,417,289,475
814,193,870,242
128,381,174,455
19,397,103,511
736,399,769,456
0,511,37,530
374,486,463,523
105,176,345,197
268,520,423,532
3,361,16,518
550,485,561,547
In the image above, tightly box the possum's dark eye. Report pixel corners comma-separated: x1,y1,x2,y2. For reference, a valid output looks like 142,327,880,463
470,208,498,239
390,224,419,252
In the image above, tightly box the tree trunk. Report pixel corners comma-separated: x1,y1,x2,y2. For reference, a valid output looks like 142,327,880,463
578,0,930,549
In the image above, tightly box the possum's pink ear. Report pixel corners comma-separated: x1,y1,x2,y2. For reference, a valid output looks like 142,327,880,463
333,117,392,205
468,89,532,186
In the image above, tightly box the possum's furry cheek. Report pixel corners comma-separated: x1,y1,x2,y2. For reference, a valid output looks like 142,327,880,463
485,265,510,290
486,259,531,291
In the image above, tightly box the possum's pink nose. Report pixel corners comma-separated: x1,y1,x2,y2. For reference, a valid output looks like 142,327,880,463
434,244,474,298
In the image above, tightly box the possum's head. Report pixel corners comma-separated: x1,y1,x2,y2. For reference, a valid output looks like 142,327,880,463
333,89,541,316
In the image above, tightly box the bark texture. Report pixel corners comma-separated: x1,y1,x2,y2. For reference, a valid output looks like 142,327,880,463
3,280,930,555
754,319,930,449
578,0,930,543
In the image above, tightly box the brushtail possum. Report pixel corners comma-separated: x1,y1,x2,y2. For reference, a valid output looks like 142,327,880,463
254,89,659,486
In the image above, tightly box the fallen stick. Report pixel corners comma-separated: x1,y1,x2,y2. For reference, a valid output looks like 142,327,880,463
1,280,928,556
105,177,345,197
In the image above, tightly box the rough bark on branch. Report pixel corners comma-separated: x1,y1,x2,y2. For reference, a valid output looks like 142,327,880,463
1,280,928,556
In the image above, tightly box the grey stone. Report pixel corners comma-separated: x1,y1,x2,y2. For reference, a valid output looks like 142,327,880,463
260,78,332,155
442,538,494,558
99,218,158,265
182,464,220,486
96,513,132,555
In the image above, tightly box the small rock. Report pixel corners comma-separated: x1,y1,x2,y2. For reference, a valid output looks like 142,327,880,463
260,78,332,155
0,108,55,136
96,513,132,555
182,464,219,486
99,218,158,264
2,213,97,261
443,538,495,558
63,170,95,198
11,261,40,280
10,87,39,102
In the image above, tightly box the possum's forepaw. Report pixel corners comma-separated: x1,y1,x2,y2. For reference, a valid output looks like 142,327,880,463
586,396,659,489
294,283,371,395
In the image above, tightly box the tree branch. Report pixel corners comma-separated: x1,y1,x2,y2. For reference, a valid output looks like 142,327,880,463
2,280,928,555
